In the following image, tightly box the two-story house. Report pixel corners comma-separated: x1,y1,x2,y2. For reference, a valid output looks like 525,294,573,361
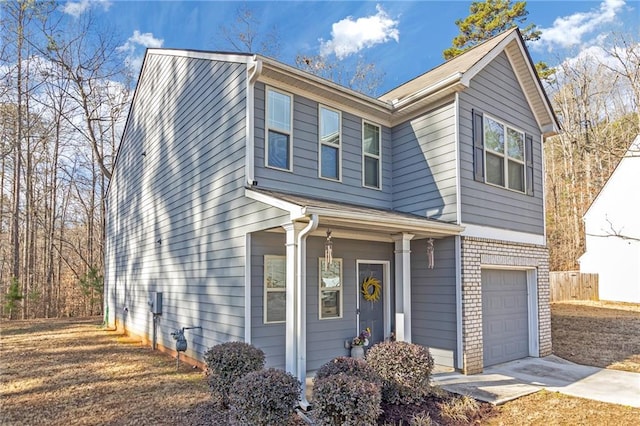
104,28,559,403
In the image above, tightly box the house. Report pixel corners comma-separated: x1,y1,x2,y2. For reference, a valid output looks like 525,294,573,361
104,28,559,404
579,135,640,303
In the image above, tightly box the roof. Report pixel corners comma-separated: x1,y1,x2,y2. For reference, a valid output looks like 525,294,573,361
379,28,560,135
137,28,559,133
245,188,464,240
583,134,640,218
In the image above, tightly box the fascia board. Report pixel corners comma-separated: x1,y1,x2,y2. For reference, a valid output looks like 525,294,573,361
302,206,464,235
146,48,253,64
245,189,306,219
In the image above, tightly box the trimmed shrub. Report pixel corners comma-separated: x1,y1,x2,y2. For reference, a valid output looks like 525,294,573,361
204,342,265,407
366,341,434,405
229,368,301,426
314,356,381,386
313,373,382,426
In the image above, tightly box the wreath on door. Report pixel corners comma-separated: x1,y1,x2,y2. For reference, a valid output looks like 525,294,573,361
361,276,381,302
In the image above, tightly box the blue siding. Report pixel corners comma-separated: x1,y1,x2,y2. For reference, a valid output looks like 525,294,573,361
458,52,544,234
105,53,289,364
254,83,393,209
411,237,457,367
392,101,458,223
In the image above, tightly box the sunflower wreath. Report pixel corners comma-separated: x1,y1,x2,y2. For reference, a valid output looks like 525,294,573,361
361,276,381,302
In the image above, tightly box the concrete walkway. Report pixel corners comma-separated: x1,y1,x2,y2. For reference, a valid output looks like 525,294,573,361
432,355,640,407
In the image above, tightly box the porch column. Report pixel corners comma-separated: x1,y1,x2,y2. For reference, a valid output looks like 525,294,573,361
393,233,414,342
282,222,305,374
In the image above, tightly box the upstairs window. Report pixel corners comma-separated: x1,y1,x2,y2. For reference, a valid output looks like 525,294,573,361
363,121,381,189
319,106,341,180
473,110,533,195
266,87,292,171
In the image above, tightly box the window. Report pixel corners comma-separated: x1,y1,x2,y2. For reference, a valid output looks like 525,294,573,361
264,255,286,323
362,121,381,189
474,109,533,195
319,106,341,180
266,88,292,171
319,258,342,319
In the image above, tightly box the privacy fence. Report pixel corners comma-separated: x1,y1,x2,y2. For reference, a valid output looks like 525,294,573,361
549,271,599,302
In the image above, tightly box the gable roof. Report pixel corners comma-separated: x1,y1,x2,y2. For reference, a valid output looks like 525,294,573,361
584,135,640,218
379,28,559,135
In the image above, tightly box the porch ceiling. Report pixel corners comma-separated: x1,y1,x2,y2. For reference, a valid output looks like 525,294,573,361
245,187,464,240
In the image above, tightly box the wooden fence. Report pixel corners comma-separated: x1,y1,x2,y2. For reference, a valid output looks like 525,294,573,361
549,271,599,302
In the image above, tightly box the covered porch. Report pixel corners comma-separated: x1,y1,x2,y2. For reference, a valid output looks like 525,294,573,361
246,188,464,406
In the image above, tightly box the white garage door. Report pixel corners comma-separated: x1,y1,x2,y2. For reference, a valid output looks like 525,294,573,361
482,269,529,367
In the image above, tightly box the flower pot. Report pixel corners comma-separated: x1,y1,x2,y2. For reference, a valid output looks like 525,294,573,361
351,345,365,359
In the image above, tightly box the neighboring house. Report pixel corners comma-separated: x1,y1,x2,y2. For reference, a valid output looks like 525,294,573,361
579,135,640,303
104,28,559,403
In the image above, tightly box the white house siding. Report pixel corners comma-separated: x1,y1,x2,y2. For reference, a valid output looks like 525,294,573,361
253,83,394,209
458,52,544,235
391,101,458,223
580,139,640,303
104,53,289,364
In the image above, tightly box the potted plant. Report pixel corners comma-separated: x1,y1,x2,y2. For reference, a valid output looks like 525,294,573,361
350,328,371,358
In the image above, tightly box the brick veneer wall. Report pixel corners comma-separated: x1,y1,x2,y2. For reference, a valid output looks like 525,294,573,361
460,236,551,374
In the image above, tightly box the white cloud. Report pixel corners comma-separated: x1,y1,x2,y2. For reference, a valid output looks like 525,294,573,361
535,0,626,51
117,31,164,72
62,0,112,18
319,4,399,59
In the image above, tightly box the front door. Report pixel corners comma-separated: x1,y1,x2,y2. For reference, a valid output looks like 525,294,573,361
357,262,386,346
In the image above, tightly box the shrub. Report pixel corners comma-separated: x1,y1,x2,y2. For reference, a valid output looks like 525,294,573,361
313,373,382,426
229,368,301,426
438,394,480,423
314,356,381,386
204,342,265,407
366,341,434,405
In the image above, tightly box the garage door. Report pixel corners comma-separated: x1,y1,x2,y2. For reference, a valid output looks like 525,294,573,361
482,269,529,367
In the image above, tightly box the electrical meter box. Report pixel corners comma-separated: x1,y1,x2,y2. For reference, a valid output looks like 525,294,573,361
150,292,163,315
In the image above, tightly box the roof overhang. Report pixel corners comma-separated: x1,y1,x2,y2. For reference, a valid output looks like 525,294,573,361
246,188,464,241
256,56,393,127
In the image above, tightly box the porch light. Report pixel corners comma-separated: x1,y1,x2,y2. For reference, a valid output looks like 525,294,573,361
324,229,333,271
427,238,435,269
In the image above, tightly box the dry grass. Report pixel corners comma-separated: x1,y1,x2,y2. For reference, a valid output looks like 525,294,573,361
551,300,640,372
1,301,638,425
0,318,220,425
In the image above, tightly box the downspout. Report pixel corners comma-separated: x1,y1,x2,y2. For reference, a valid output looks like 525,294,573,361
296,214,319,410
246,57,262,186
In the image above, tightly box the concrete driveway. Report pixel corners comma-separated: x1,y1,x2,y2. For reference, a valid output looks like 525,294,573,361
432,355,640,407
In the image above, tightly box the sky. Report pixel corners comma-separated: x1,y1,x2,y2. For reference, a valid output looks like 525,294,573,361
59,0,639,94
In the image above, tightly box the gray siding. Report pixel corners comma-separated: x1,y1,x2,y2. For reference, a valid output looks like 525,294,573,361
411,237,457,367
251,232,286,369
458,52,544,234
105,53,289,364
305,237,394,372
250,233,395,372
254,83,393,209
392,101,458,223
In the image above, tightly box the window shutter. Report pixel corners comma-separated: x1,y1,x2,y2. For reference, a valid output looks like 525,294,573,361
472,109,484,182
525,134,534,196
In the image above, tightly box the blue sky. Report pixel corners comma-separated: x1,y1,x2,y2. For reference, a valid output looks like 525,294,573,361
61,0,639,94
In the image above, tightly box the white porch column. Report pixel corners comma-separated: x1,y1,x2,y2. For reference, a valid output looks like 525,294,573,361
282,223,303,374
393,233,414,342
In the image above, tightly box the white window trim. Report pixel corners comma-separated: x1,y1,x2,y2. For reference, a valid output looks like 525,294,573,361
264,255,286,324
483,114,526,194
265,86,293,172
318,105,342,182
362,120,382,190
319,258,343,320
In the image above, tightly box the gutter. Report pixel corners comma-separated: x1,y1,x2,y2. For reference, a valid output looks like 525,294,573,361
296,214,319,410
390,72,463,110
246,57,263,186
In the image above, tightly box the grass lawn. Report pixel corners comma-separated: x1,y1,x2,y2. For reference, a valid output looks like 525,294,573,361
1,300,638,425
